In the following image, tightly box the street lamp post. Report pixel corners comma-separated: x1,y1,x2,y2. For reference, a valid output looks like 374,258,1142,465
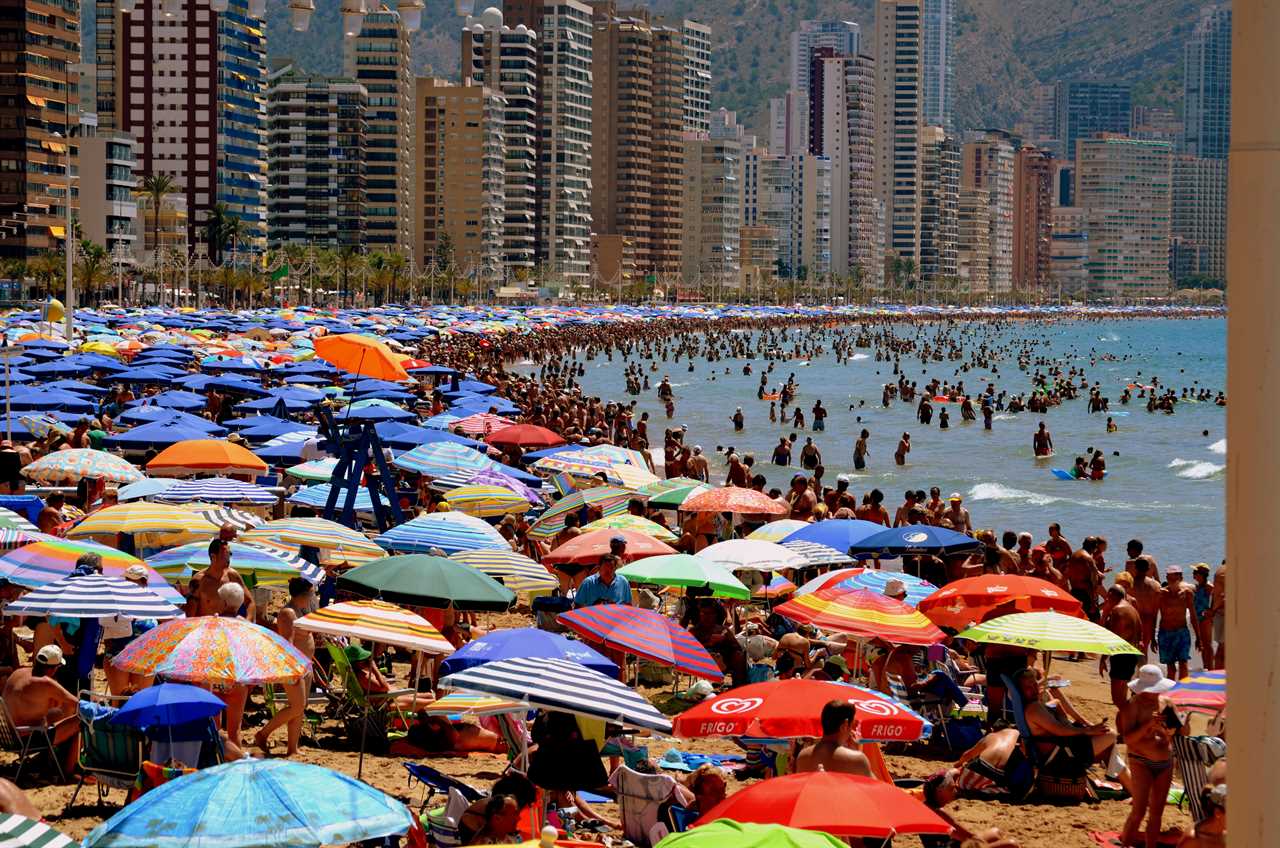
50,130,77,340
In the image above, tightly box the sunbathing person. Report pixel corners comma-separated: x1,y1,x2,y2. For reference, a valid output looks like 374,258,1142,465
346,645,436,712
1,645,79,778
396,715,507,756
1012,668,1118,777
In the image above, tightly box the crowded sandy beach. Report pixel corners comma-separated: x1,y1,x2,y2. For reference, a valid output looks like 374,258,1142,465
0,302,1227,848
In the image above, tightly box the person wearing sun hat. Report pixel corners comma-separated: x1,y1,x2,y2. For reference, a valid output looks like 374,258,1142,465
1117,663,1182,848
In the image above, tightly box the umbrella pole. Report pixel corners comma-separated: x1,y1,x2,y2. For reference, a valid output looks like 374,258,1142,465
357,702,368,780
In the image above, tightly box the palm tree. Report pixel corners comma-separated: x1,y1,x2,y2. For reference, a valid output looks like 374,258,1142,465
335,246,360,307
205,202,232,266
138,173,175,257
28,253,61,295
74,240,109,305
383,251,407,302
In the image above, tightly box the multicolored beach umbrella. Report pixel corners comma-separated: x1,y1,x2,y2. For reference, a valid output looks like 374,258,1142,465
450,549,557,592
0,538,182,603
955,611,1142,656
582,513,679,542
375,512,509,555
747,519,811,543
284,457,339,483
21,449,144,484
775,587,946,646
242,517,384,564
112,616,311,686
1169,670,1225,715
527,486,633,540
558,604,724,681
392,442,494,478
146,540,320,587
442,484,532,518
796,568,937,606
294,599,454,654
66,502,220,538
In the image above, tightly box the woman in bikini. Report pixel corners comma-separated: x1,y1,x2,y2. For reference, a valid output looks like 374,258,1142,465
1117,665,1184,848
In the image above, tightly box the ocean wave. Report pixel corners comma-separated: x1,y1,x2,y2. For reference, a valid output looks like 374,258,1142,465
992,413,1017,421
1169,459,1225,479
1208,439,1226,455
967,482,1208,512
968,483,1065,507
849,353,870,361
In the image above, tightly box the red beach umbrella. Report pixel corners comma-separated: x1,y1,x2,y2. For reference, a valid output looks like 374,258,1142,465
542,529,675,566
558,605,723,681
681,486,789,515
917,574,1083,630
485,424,566,449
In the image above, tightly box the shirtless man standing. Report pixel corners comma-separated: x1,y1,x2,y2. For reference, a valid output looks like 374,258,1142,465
1131,559,1163,656
253,578,316,756
794,699,872,777
2,645,79,776
1033,421,1054,457
1063,549,1103,623
1156,565,1196,682
1101,585,1144,708
1117,665,1181,848
686,446,709,482
1042,524,1072,571
1125,539,1160,582
188,538,254,621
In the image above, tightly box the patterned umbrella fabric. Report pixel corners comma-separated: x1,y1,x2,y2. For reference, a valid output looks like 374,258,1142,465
81,759,413,848
67,502,219,538
155,477,279,505
146,438,269,477
440,656,671,733
284,457,339,482
111,616,311,685
4,573,182,620
0,528,58,550
681,486,789,516
241,517,384,564
429,467,544,506
295,600,454,654
442,484,532,518
530,452,618,479
1169,670,1225,715
955,611,1142,656
0,814,74,848
582,513,679,542
796,568,937,606
747,520,811,543
0,507,38,532
543,529,676,566
451,412,516,436
0,538,182,603
21,449,143,484
755,575,798,599
558,604,724,681
775,588,946,646
186,506,265,531
917,574,1083,629
145,541,321,587
419,692,530,717
528,486,634,540
375,512,509,555
619,554,750,600
450,549,557,592
780,540,855,567
392,442,494,478
697,539,807,573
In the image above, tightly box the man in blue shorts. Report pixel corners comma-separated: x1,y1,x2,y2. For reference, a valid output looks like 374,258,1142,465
1156,565,1195,681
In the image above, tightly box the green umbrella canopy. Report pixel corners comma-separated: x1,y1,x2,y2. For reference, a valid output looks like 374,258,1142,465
646,483,713,509
337,555,516,611
619,554,751,600
656,820,847,848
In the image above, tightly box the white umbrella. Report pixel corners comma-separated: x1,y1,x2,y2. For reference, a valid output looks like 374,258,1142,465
697,539,807,572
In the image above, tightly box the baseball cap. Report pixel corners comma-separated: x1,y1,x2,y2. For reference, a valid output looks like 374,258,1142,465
1128,664,1176,695
1166,564,1184,576
948,492,962,501
610,534,628,545
36,644,66,666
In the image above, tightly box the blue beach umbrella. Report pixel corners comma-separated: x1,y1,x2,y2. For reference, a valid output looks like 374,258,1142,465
124,390,206,410
117,478,179,501
288,483,373,512
111,682,225,730
104,418,226,450
782,519,888,554
375,513,508,555
440,626,618,678
849,525,983,558
81,759,414,848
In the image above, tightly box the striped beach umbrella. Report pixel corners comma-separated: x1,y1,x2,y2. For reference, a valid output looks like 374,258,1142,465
392,442,494,478
450,412,515,436
242,517,377,553
155,477,278,505
145,541,321,587
186,506,265,531
798,568,937,606
781,540,855,567
755,575,798,600
559,605,724,681
4,573,182,620
0,814,74,848
619,554,750,600
375,512,509,555
527,486,633,540
450,549,557,592
420,692,529,717
607,462,661,489
0,529,58,550
530,452,617,478
1169,670,1225,715
295,599,454,654
430,468,544,506
112,616,311,686
0,539,183,604
775,588,946,646
0,507,38,532
582,513,679,542
284,457,339,483
443,484,532,518
288,482,374,512
66,502,219,539
956,611,1142,656
747,519,810,543
21,449,144,484
440,656,671,733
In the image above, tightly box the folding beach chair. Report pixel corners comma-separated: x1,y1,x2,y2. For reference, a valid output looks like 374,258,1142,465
403,762,483,814
1172,734,1225,824
1002,674,1093,801
887,672,953,748
610,764,681,848
0,697,64,785
65,698,145,812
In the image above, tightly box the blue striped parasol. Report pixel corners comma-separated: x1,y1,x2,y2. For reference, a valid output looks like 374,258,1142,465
375,512,509,555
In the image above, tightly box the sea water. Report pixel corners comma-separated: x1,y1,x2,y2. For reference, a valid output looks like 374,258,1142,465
557,317,1226,570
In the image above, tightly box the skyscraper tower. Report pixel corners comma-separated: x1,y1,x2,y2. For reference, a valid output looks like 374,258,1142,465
1183,3,1232,159
788,20,860,99
922,0,954,131
875,0,924,271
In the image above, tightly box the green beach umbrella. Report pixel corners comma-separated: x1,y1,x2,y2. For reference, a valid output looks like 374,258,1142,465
956,610,1142,656
656,820,847,848
645,481,713,509
337,554,516,611
619,554,751,600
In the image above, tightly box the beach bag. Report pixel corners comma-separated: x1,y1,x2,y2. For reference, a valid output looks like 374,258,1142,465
939,716,984,751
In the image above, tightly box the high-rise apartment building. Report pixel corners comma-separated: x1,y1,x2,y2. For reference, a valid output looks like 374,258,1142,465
874,0,924,269
1076,135,1172,299
681,135,741,293
1171,154,1227,285
345,8,415,261
1054,81,1132,161
921,0,953,131
1131,105,1183,146
788,20,860,97
919,126,958,289
811,53,877,278
93,0,268,252
0,0,80,259
743,151,831,280
1013,145,1054,294
1049,205,1089,300
956,189,990,294
76,119,138,261
681,20,711,134
503,0,594,284
739,225,778,298
265,67,367,250
461,8,538,276
1183,4,1231,159
962,132,1015,294
413,78,505,284
589,3,685,280
768,92,808,156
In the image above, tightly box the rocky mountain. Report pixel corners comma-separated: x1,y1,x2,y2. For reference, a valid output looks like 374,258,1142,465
264,0,1204,134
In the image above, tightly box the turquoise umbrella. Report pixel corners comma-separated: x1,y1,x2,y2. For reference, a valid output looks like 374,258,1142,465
82,759,414,847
